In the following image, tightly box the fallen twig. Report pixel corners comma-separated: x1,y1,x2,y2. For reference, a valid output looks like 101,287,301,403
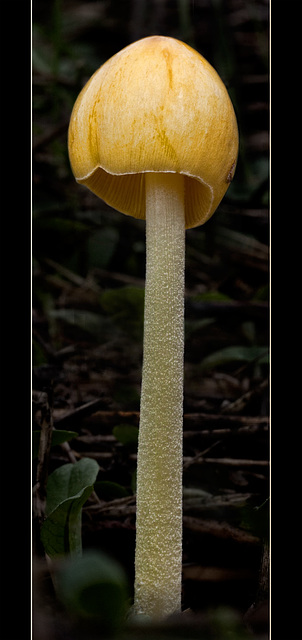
183,516,260,544
183,456,269,468
33,390,54,523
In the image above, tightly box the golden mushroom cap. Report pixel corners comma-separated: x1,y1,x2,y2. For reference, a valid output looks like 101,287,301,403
68,35,239,229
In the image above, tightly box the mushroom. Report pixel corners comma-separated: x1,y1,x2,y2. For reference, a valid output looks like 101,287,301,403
68,35,239,620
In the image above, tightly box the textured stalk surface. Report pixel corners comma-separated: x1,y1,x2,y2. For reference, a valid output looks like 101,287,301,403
134,172,185,619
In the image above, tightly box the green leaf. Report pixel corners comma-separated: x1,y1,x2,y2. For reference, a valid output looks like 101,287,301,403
32,429,78,459
94,481,129,501
45,457,99,515
41,485,94,558
86,226,119,269
253,284,269,301
100,287,144,339
56,551,129,629
199,345,269,372
185,317,215,338
41,458,99,558
34,216,89,235
192,290,232,302
49,308,111,340
113,424,139,447
32,338,49,367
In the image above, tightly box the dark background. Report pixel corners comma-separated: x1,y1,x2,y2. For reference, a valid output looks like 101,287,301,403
32,1,270,639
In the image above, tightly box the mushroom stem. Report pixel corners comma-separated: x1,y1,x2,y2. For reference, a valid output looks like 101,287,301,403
134,172,185,619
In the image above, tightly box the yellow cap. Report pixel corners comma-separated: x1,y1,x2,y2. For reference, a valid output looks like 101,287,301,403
68,35,239,229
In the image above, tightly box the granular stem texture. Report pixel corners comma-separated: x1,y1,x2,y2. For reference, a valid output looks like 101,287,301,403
134,172,185,619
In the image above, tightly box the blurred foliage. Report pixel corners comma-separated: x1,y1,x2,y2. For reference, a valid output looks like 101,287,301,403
199,345,269,373
100,288,145,340
55,550,130,632
94,480,130,501
113,423,139,448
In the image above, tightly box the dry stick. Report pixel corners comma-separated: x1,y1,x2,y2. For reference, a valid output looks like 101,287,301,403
60,440,77,464
183,413,268,427
54,398,107,429
44,257,102,292
183,456,269,468
33,392,78,516
33,390,54,522
93,266,145,288
182,517,260,544
85,494,137,518
183,424,268,438
220,378,269,414
183,440,222,471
